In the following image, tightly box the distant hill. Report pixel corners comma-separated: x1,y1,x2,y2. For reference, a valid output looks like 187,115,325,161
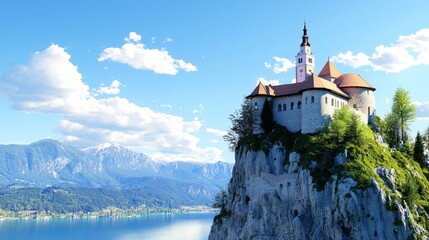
0,140,233,209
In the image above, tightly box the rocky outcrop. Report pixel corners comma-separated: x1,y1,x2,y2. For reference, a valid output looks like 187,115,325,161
209,145,427,240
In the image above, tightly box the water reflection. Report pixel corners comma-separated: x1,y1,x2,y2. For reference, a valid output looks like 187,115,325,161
0,212,216,240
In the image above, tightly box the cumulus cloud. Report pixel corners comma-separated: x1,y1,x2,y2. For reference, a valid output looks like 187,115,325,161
264,57,295,74
256,77,280,86
413,101,429,119
0,45,221,162
98,32,197,75
94,80,121,96
332,28,429,73
206,128,227,137
0,44,89,113
125,32,141,42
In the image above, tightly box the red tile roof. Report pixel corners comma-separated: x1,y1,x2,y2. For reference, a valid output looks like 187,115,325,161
318,60,341,79
248,74,349,98
335,74,376,90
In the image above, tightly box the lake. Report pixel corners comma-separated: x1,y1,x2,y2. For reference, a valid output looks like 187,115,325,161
0,212,216,240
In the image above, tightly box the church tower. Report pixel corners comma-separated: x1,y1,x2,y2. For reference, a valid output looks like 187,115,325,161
295,22,315,83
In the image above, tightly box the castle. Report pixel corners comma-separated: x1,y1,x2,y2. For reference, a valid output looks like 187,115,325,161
248,23,376,134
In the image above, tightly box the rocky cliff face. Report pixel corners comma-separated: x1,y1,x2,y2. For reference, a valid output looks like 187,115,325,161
209,145,427,240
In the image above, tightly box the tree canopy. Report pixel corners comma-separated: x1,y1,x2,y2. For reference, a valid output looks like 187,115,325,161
391,88,416,144
414,131,426,167
260,99,274,133
224,98,255,151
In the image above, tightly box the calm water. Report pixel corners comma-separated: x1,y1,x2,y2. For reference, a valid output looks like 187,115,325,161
0,212,216,240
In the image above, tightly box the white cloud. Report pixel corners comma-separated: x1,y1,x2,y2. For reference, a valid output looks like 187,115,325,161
210,139,220,144
98,32,197,75
332,51,370,68
256,77,279,86
0,45,221,162
385,98,390,104
413,101,429,119
291,78,296,83
0,44,89,113
273,56,295,74
264,57,295,74
94,80,121,96
206,128,227,137
333,28,429,73
125,32,141,42
192,104,204,115
164,37,173,43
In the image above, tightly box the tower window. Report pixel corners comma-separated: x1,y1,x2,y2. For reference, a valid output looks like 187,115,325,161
291,102,294,110
311,96,315,103
309,58,313,63
283,103,286,111
305,97,308,104
325,97,328,104
298,58,303,63
298,101,302,109
254,102,258,109
278,104,281,112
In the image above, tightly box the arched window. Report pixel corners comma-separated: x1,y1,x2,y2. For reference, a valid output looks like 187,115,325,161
311,96,315,103
305,97,308,104
298,101,302,109
283,103,286,111
278,104,282,112
368,106,371,116
331,99,334,106
325,97,328,104
254,102,258,109
291,102,294,110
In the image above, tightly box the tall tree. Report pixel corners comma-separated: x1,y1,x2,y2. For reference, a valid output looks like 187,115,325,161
383,113,401,148
260,99,274,133
414,131,426,167
391,88,416,144
224,98,255,151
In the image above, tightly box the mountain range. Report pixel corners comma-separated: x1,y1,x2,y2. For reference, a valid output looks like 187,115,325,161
0,139,233,207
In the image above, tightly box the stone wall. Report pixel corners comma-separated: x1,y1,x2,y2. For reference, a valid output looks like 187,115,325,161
342,87,376,123
273,95,302,132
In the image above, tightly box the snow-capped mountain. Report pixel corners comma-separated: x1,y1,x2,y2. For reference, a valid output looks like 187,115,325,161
0,139,233,205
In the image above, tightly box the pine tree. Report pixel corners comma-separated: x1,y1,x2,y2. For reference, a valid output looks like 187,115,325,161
224,98,255,151
414,131,426,167
260,99,274,133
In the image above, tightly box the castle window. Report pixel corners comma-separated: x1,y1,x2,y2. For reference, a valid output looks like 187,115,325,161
309,58,313,63
278,104,282,112
255,102,258,109
298,58,302,63
353,104,357,109
325,97,328,104
331,99,334,106
283,103,286,111
291,102,294,110
298,101,302,109
368,107,371,116
305,97,308,104
311,96,315,103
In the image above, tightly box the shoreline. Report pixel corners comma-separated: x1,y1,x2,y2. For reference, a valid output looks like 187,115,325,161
0,206,219,221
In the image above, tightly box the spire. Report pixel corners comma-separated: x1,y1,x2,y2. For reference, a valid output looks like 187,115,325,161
300,21,310,47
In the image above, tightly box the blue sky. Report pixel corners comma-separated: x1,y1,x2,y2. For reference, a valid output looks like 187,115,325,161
0,1,428,163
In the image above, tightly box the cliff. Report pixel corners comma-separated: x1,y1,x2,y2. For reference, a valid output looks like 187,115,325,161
209,127,429,239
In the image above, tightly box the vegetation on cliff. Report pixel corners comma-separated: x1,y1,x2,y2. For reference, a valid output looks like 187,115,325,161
222,88,429,235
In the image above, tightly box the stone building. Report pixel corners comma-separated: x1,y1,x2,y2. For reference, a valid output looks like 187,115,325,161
248,23,376,134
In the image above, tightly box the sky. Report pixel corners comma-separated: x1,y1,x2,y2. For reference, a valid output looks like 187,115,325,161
0,1,428,163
